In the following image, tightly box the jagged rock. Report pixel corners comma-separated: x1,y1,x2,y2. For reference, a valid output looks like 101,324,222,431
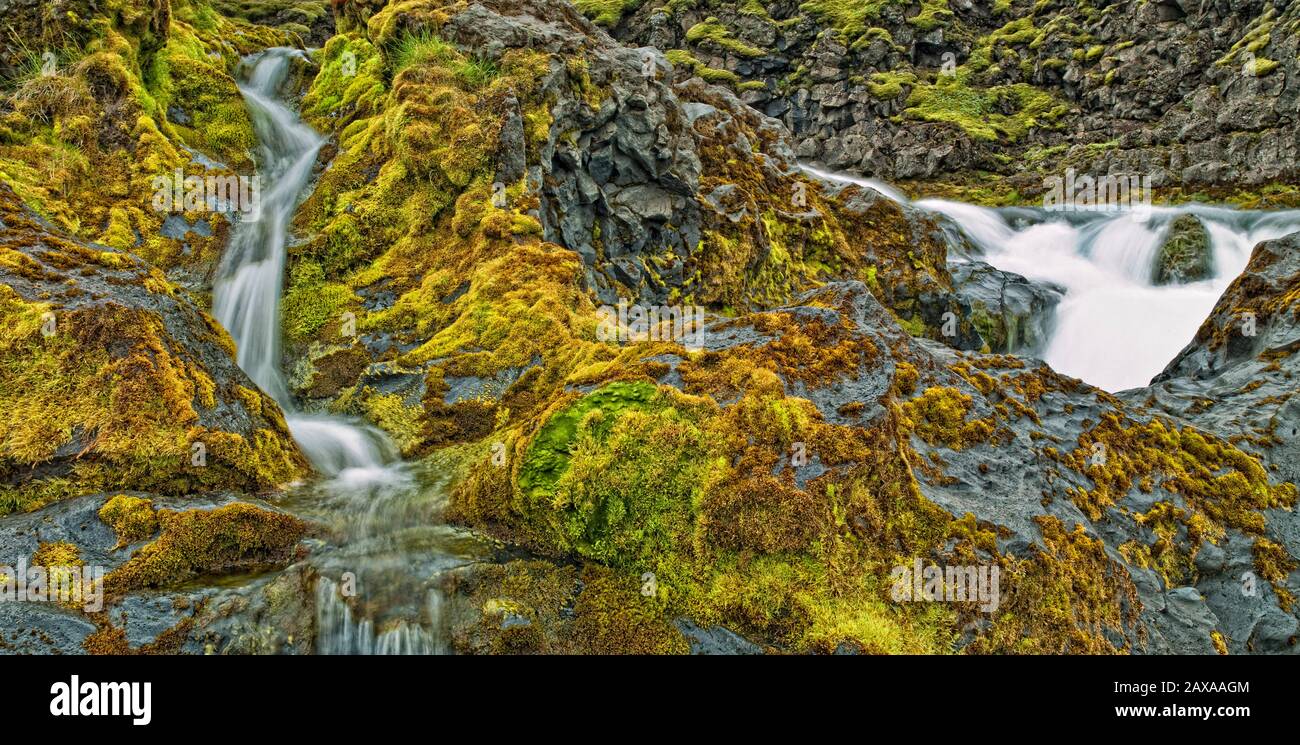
605,0,1300,198
950,261,1063,354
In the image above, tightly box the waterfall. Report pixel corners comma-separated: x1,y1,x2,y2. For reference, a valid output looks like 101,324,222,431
213,48,396,480
804,166,1300,392
212,48,463,654
922,201,1300,392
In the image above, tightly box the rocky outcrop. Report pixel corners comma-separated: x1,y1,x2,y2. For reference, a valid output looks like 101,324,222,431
595,0,1300,205
3,0,1298,656
0,177,312,655
950,260,1062,354
0,182,308,513
1134,230,1300,650
273,0,1300,654
0,0,294,293
1147,230,1300,475
211,0,336,46
0,493,309,654
1153,214,1214,285
282,0,1014,449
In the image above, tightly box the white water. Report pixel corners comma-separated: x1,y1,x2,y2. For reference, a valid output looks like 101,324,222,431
213,49,401,482
213,49,475,654
804,165,1300,392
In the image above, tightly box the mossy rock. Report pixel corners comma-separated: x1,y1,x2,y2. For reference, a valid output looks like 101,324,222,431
98,494,160,548
0,182,307,515
104,502,307,594
1153,214,1214,285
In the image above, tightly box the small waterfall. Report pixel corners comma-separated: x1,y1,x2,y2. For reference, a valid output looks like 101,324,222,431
314,577,447,656
805,166,1300,391
933,203,1300,392
212,49,474,654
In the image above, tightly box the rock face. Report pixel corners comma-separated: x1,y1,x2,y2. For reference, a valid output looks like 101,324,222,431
1136,231,1300,650
1153,214,1214,285
0,492,308,654
950,260,1062,354
0,179,312,654
595,0,1300,204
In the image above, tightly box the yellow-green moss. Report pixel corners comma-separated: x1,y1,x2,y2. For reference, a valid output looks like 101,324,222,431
898,386,995,450
98,494,160,548
104,502,306,593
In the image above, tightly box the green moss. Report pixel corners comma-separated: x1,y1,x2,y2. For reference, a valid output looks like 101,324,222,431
908,0,954,31
1252,537,1296,611
573,0,644,27
281,260,357,343
1055,413,1295,544
0,195,306,512
359,390,424,455
666,49,741,84
1215,9,1277,69
303,34,387,127
903,77,1069,142
969,516,1138,654
98,494,159,548
519,381,659,500
849,27,894,52
32,540,82,569
867,70,916,99
686,18,766,58
104,502,306,593
568,566,691,654
446,560,689,654
388,29,499,88
801,0,913,41
898,386,995,450
550,404,719,572
145,29,257,168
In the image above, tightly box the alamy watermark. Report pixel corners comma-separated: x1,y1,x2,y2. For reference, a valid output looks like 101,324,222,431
596,299,706,351
1042,168,1152,218
50,676,151,726
0,558,104,612
151,168,262,221
890,558,1001,613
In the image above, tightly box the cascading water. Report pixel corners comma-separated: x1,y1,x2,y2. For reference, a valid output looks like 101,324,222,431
213,49,490,654
212,48,396,480
920,201,1300,392
804,165,1300,392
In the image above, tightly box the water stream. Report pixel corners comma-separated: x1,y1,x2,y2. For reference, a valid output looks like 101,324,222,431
804,165,1300,392
213,49,489,654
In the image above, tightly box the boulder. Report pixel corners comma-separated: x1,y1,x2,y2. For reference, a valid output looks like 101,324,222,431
1152,214,1214,285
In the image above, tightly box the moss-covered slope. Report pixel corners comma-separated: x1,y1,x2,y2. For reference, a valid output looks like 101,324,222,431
0,181,307,515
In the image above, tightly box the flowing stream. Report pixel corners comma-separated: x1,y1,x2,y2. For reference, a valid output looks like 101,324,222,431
213,49,489,654
804,166,1300,392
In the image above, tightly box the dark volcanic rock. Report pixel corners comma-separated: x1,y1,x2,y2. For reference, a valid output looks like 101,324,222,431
606,0,1300,195
950,260,1063,354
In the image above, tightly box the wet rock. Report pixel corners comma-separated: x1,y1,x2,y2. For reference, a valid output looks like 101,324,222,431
675,618,764,655
1152,214,1214,285
950,261,1063,354
0,182,307,506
